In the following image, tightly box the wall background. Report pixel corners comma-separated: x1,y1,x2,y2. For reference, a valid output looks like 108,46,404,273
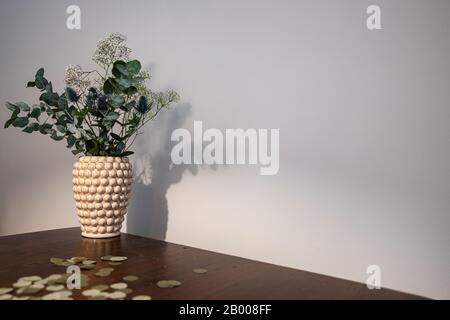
1,0,449,299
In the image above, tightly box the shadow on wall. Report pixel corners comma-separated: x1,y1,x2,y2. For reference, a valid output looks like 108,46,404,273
127,103,198,240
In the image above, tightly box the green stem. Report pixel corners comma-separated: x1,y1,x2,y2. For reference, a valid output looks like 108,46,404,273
124,114,144,150
75,101,97,138
126,130,142,149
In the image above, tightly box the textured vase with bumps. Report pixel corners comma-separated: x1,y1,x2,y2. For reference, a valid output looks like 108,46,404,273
72,156,133,238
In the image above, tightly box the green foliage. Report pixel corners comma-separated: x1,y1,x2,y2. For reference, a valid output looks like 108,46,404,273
30,105,41,119
13,117,29,128
3,33,180,157
22,122,40,133
103,59,142,97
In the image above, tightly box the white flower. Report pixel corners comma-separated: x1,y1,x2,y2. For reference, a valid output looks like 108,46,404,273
64,64,91,91
64,64,83,86
93,32,132,67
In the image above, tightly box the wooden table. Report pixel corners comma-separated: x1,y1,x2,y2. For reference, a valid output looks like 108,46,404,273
0,228,424,300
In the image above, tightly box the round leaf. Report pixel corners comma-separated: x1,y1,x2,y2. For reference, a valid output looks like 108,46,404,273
66,135,77,148
16,102,30,112
13,117,29,128
36,68,44,78
126,60,141,75
103,79,117,95
116,78,131,89
30,106,41,119
105,112,119,121
112,61,129,78
22,122,40,133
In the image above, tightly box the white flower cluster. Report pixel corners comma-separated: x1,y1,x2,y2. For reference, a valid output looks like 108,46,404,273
64,64,91,92
150,89,180,110
166,89,180,104
92,32,132,67
63,33,180,105
134,70,152,97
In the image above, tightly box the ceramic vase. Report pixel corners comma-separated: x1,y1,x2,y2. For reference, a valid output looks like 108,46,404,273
72,156,133,238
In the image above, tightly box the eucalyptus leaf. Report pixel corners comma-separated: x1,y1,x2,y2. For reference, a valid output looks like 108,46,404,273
30,106,41,119
35,68,48,90
112,61,129,78
4,118,15,128
66,135,76,148
55,111,66,121
13,117,29,128
16,102,30,112
79,128,91,140
35,76,48,90
105,112,119,121
56,124,66,134
85,140,99,155
39,123,53,135
73,130,82,139
22,122,40,133
50,131,65,141
102,120,114,130
45,82,53,93
120,151,134,156
40,92,59,107
58,96,68,110
36,68,44,78
116,141,126,153
57,115,68,125
109,95,125,108
3,37,179,157
116,78,131,89
5,102,18,112
11,108,20,118
103,78,119,95
72,148,84,155
66,123,78,134
110,133,123,141
126,60,141,75
5,108,21,128
123,86,137,96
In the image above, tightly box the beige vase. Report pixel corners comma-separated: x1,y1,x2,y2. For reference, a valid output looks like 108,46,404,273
72,156,133,238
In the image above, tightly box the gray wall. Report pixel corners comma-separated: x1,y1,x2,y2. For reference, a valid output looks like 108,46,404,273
1,0,449,299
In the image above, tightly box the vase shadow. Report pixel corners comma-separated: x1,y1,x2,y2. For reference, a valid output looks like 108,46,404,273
126,103,198,240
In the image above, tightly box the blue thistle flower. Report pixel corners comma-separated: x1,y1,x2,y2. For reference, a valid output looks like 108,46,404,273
66,87,79,102
88,87,98,100
85,88,98,109
135,96,149,114
85,96,94,108
97,95,108,111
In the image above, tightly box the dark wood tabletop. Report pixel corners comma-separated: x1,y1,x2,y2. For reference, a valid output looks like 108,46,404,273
0,228,425,300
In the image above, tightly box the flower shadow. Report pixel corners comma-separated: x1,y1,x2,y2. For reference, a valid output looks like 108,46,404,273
126,103,199,240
